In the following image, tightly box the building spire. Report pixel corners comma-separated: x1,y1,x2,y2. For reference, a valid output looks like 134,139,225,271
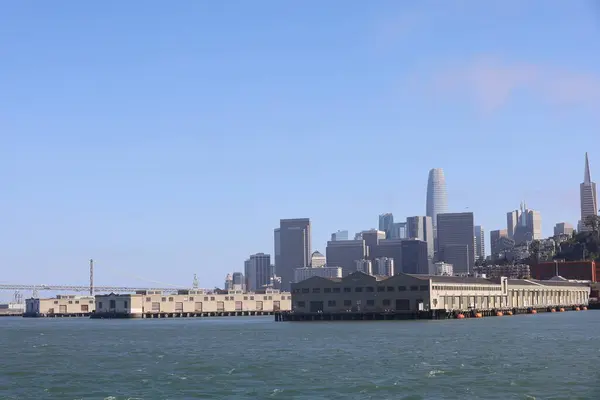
584,152,592,184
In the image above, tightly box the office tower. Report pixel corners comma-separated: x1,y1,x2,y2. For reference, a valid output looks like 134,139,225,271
554,222,574,237
434,262,453,276
326,239,367,276
378,213,394,239
294,266,342,282
310,251,326,268
224,273,233,290
490,229,508,259
231,272,244,291
391,222,407,239
473,225,485,261
330,230,349,241
426,168,448,234
437,212,475,275
580,153,598,231
279,218,311,290
355,259,373,274
375,257,395,276
244,253,271,292
406,216,434,261
401,239,429,274
360,229,386,259
372,239,403,272
507,202,541,244
273,228,281,276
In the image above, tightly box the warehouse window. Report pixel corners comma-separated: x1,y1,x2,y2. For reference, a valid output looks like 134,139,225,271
377,286,385,292
383,299,391,306
297,301,306,308
367,300,375,306
344,287,351,293
324,288,331,293
327,300,336,307
387,286,394,292
355,287,363,293
312,289,320,294
333,288,341,293
343,300,351,307
366,287,374,292
302,288,309,294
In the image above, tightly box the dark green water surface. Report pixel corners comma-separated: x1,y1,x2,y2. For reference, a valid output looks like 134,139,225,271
1,312,599,399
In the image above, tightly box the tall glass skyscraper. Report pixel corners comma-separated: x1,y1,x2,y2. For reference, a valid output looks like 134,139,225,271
426,168,448,231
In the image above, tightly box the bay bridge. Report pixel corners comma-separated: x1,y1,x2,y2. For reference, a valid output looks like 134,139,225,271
0,259,208,298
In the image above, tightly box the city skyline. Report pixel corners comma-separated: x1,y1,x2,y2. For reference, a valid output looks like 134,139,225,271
2,2,599,289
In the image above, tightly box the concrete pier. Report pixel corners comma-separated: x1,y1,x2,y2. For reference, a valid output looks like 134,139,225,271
274,304,590,322
92,310,276,319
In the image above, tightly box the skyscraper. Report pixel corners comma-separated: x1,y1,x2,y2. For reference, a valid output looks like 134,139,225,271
273,228,281,276
554,222,574,237
580,152,598,231
406,216,434,262
378,213,394,239
330,230,349,241
490,229,508,259
506,202,541,244
244,253,271,292
437,212,475,275
279,218,311,290
473,225,485,261
426,168,448,234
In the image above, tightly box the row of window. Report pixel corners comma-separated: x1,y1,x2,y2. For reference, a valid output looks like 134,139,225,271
295,285,429,294
296,299,414,308
432,285,502,291
54,300,94,305
144,295,291,302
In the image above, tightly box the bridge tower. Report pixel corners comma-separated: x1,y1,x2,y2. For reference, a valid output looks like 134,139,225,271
89,259,94,296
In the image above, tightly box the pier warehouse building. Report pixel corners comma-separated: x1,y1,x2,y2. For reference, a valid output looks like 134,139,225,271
94,288,291,318
290,272,590,315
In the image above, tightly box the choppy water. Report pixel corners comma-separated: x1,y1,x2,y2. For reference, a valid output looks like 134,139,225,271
1,312,599,399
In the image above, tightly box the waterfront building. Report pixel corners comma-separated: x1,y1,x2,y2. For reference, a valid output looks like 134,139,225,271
474,225,485,261
490,229,508,259
375,257,395,277
406,216,434,262
326,239,367,276
310,251,326,268
580,153,598,232
437,212,475,275
279,218,311,291
426,168,449,236
355,259,373,275
401,239,429,275
330,230,349,241
25,295,95,317
554,222,574,237
434,262,453,276
244,253,271,291
94,289,292,318
378,213,394,239
294,266,342,282
290,272,590,314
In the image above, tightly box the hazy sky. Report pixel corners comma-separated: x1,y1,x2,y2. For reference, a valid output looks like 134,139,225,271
1,1,599,291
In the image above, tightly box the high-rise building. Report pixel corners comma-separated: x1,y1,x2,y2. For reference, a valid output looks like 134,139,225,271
244,253,271,292
330,230,349,241
426,168,448,235
294,266,342,282
507,202,541,244
378,213,394,239
310,251,326,268
406,216,434,262
580,152,598,231
490,229,508,259
401,239,429,274
355,259,373,275
473,225,485,261
273,228,281,276
437,212,475,275
326,239,367,276
231,272,245,291
372,239,403,272
391,222,407,239
554,222,574,237
375,257,395,276
224,273,233,290
359,229,386,259
279,218,311,290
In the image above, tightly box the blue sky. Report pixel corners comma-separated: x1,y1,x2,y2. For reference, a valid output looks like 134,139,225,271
1,1,599,292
